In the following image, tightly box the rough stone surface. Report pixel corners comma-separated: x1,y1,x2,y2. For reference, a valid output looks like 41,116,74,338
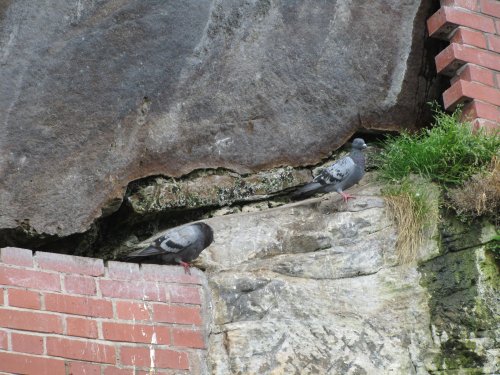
196,181,444,374
128,167,311,214
420,218,499,375
0,0,440,236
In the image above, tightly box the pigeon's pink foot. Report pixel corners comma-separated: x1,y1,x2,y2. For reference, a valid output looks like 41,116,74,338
341,192,355,202
180,261,192,275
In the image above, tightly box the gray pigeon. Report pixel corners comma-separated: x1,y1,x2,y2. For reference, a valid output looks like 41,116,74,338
126,222,214,274
292,138,367,201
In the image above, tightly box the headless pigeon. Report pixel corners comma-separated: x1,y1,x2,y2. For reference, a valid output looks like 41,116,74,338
126,222,214,274
292,138,367,201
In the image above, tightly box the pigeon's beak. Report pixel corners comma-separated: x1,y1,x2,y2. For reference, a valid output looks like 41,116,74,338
362,143,367,149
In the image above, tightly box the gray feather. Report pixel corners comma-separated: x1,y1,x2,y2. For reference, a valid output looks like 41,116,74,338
292,138,367,199
314,157,356,186
126,222,214,264
291,182,323,198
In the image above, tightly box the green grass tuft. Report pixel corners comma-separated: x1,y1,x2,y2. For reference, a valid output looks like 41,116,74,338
377,104,500,185
377,103,499,263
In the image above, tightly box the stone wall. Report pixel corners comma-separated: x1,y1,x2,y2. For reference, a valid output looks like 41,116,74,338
428,0,500,131
1,181,498,374
0,248,208,374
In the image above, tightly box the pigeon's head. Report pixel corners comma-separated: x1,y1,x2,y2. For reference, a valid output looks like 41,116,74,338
352,138,367,150
197,222,214,247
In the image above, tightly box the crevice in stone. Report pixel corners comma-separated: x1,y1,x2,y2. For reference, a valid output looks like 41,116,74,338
0,174,291,260
0,181,216,261
0,133,390,261
414,0,449,126
268,267,385,281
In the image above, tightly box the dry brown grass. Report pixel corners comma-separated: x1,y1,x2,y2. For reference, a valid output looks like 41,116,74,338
448,156,500,219
384,180,439,265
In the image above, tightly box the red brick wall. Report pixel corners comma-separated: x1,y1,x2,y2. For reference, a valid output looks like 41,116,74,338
0,247,208,375
428,0,500,132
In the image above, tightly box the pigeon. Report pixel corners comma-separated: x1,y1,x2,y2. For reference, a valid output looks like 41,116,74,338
126,222,214,274
292,138,367,202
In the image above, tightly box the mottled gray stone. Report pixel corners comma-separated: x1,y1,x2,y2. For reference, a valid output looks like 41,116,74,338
128,167,310,214
197,182,441,374
0,0,439,236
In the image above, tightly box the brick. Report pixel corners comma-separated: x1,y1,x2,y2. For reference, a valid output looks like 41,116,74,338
155,349,191,370
153,304,202,325
436,43,500,76
428,6,496,39
45,293,113,318
66,316,98,339
47,337,116,364
135,370,173,375
11,332,44,355
8,288,41,309
102,322,170,344
0,247,33,267
141,263,202,284
115,300,150,321
462,100,500,122
480,0,500,17
0,352,65,375
452,64,496,86
106,261,142,280
0,308,63,333
172,328,205,349
103,367,134,375
118,346,150,367
168,285,201,305
0,330,7,350
0,265,60,291
0,288,3,305
451,27,487,49
64,274,97,295
120,346,189,370
67,361,102,375
471,118,500,133
441,0,480,11
443,79,500,109
35,251,104,276
486,33,500,53
99,279,167,302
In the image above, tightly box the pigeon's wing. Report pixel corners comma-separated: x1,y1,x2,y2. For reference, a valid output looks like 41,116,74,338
291,182,323,199
156,225,198,253
313,156,355,185
126,225,198,258
126,246,164,258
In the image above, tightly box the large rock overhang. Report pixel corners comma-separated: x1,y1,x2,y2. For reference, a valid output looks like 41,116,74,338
0,0,441,237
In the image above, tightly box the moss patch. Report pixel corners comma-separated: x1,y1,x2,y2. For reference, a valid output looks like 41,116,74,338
420,214,499,373
440,340,485,369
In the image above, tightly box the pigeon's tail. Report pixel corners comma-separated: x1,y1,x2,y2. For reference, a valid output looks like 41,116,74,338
291,182,323,199
124,246,161,260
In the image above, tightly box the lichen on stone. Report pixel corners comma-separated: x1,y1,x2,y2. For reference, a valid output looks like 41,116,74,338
127,167,310,215
419,213,499,374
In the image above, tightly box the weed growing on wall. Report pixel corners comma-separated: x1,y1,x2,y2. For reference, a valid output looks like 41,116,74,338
378,104,499,185
376,104,499,263
383,179,439,264
448,156,500,222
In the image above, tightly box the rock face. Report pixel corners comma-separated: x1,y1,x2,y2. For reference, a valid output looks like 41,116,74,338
0,0,440,237
123,175,498,374
196,180,440,374
419,218,499,374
